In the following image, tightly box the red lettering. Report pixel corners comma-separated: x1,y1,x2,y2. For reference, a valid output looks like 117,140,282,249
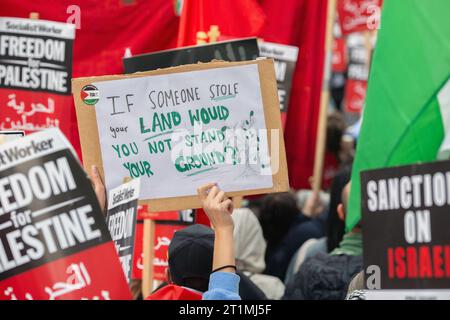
395,247,406,279
387,248,394,278
419,246,433,278
406,247,418,278
432,246,444,278
445,246,450,277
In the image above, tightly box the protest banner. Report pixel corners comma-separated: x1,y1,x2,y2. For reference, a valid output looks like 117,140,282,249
258,41,298,114
343,32,374,114
0,128,131,300
0,17,77,143
123,38,259,74
73,59,289,212
332,38,347,74
106,178,140,284
361,160,450,290
337,0,383,35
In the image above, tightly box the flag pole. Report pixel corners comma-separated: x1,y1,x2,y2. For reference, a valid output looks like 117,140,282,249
142,218,155,298
311,0,337,201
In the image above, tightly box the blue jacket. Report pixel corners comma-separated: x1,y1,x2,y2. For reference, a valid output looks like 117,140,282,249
203,272,241,300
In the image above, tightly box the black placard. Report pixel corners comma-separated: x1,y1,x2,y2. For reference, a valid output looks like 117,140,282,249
361,160,450,289
123,38,259,74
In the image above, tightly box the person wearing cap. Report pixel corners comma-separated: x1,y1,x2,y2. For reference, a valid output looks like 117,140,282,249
147,183,241,300
146,224,215,299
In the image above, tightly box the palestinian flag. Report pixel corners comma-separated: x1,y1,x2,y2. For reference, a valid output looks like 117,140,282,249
347,0,450,230
80,84,99,106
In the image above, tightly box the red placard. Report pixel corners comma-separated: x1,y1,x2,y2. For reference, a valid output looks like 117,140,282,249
344,79,367,113
337,0,383,35
0,243,130,300
131,219,144,280
332,38,347,73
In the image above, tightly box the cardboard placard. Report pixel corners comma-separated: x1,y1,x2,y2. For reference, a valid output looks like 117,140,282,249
361,160,450,290
73,59,289,212
0,129,131,300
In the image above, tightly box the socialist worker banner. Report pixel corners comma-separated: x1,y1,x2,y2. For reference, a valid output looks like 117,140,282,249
106,178,140,284
361,160,450,290
0,17,75,141
0,128,131,300
1,0,181,158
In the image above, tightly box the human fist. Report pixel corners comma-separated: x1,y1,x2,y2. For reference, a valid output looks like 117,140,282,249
197,183,234,231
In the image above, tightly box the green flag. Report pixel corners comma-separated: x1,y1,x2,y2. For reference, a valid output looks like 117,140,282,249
347,0,450,231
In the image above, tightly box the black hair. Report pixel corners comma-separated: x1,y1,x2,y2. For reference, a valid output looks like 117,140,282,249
259,192,299,245
326,112,346,159
326,165,351,252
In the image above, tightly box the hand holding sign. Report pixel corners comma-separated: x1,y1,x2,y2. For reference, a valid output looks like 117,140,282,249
197,183,234,231
197,183,236,274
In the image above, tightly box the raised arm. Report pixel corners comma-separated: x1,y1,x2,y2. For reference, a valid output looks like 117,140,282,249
197,183,241,300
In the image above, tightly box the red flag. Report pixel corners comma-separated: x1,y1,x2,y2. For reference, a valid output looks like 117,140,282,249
177,0,265,47
259,0,329,189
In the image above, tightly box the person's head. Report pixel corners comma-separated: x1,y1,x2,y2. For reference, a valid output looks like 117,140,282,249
326,166,351,252
327,112,347,161
259,192,299,245
167,224,214,292
336,181,362,231
337,182,351,222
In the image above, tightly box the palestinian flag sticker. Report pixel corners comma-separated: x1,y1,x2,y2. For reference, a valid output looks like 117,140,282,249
81,84,99,105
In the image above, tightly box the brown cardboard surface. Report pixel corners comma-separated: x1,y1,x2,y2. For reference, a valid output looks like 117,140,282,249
73,59,289,212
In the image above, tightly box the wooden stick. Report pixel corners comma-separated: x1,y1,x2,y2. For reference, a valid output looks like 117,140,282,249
142,218,155,298
232,196,242,209
312,0,337,196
